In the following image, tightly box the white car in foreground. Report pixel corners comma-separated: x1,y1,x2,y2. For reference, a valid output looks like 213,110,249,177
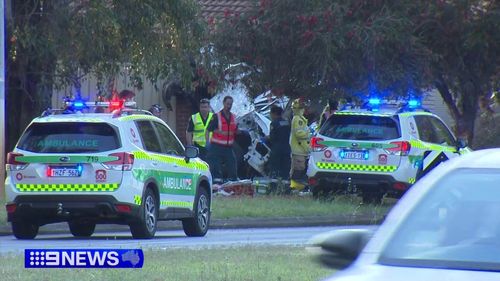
311,148,500,280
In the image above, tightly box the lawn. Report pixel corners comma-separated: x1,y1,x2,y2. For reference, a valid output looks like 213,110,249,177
0,195,392,228
0,246,334,281
212,195,392,219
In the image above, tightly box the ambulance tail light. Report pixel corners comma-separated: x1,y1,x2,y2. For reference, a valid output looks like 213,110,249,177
6,152,28,171
102,152,134,171
386,141,411,156
311,137,326,152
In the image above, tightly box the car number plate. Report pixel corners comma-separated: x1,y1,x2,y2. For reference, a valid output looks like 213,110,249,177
49,167,81,177
341,150,368,160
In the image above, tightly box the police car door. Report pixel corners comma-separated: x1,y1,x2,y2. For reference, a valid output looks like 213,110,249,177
153,122,196,214
413,115,459,175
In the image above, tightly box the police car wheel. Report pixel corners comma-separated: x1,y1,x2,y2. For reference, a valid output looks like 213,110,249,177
182,188,210,237
68,221,96,237
12,221,39,240
130,188,158,239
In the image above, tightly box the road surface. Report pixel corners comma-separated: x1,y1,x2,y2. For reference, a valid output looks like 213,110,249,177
0,226,374,254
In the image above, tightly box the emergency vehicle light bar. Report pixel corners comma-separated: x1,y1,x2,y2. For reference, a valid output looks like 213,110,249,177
64,101,137,108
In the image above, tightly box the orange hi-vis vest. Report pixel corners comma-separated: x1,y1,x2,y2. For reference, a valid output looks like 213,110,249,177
210,111,237,146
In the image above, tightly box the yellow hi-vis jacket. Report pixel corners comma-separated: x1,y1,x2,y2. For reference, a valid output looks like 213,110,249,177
192,112,213,147
290,115,311,156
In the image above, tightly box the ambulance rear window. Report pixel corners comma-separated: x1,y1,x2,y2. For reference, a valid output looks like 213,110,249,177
17,122,121,153
320,115,401,140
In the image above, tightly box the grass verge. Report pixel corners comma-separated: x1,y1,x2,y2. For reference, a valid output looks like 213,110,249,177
212,195,393,220
0,246,333,281
0,195,392,228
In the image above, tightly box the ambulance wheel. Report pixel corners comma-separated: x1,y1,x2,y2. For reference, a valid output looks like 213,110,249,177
130,188,158,239
69,221,96,237
12,221,39,239
182,188,210,237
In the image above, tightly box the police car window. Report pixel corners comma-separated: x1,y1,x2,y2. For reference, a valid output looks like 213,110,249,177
429,117,456,146
17,122,121,153
153,122,184,156
320,115,401,140
414,116,440,144
136,121,162,153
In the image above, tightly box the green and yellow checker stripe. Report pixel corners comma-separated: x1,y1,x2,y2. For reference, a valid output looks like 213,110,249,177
134,195,142,205
133,151,208,171
160,201,192,208
118,115,160,122
316,162,397,173
409,140,456,153
15,183,119,192
408,177,416,184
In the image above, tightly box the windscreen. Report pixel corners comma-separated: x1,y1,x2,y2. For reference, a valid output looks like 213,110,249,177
17,122,121,153
319,114,400,140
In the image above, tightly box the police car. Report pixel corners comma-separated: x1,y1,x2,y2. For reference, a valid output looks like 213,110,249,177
307,98,471,203
5,99,212,239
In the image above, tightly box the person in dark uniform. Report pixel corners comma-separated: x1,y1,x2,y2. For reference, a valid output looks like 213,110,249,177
268,106,291,179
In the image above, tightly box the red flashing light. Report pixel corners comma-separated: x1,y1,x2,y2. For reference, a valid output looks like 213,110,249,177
109,99,125,112
46,167,53,177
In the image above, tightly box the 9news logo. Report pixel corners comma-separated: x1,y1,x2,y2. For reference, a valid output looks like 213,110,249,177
25,249,144,268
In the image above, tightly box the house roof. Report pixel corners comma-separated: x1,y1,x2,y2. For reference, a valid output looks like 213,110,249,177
198,0,256,19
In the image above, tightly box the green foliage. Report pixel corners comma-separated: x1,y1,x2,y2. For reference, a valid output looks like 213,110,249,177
211,0,432,98
9,0,205,90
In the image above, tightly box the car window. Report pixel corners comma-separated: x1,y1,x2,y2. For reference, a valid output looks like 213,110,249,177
17,122,121,153
414,115,440,143
153,122,184,156
136,120,162,153
380,168,500,272
320,114,401,140
429,117,456,146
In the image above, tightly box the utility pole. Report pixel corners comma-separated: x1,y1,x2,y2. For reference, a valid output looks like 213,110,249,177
0,0,6,201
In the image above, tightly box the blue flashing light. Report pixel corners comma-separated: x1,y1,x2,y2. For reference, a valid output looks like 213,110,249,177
408,99,420,108
339,151,345,159
73,101,85,109
368,98,381,106
363,151,369,160
77,164,83,175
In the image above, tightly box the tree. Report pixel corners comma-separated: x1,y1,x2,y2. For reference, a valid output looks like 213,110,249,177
211,0,431,98
417,0,499,141
211,0,499,143
6,0,205,151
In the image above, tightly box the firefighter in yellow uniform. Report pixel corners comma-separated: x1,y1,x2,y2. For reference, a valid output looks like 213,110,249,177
290,98,311,191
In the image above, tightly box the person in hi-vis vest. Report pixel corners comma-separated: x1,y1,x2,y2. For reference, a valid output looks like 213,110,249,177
206,96,239,182
186,98,213,161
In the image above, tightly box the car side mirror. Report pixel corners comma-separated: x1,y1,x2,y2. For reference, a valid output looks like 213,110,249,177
184,146,199,163
456,138,468,149
309,229,373,270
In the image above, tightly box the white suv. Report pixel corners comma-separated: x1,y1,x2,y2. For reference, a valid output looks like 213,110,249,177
5,104,212,239
307,104,470,203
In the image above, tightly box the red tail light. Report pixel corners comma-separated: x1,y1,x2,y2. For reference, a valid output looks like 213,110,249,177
6,152,27,171
386,141,411,156
311,137,326,152
6,203,17,214
393,182,408,191
103,152,134,171
308,177,318,186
